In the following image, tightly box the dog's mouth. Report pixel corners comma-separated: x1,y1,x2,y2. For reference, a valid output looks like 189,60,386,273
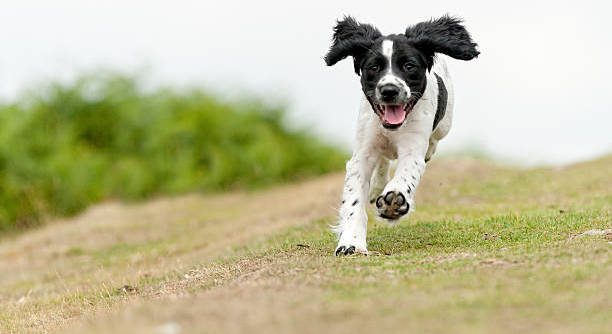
373,103,413,129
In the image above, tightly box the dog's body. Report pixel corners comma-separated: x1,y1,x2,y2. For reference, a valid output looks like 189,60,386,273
324,16,478,255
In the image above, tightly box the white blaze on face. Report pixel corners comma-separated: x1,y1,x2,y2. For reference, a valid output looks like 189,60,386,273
379,40,395,86
382,39,394,72
377,39,410,95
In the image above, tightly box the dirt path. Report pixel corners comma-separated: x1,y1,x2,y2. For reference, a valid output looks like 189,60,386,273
0,174,343,333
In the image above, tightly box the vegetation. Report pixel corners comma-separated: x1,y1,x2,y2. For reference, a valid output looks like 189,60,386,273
1,156,609,333
0,72,346,231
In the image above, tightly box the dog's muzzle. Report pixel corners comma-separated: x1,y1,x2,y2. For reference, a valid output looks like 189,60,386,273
372,84,411,129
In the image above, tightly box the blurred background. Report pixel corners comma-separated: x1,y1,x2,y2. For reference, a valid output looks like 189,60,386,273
0,0,610,230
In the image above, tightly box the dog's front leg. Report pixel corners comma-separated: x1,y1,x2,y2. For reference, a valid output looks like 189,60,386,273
334,149,378,256
375,137,428,221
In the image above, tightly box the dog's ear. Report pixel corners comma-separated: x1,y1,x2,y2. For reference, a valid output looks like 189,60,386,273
405,15,479,69
324,16,382,75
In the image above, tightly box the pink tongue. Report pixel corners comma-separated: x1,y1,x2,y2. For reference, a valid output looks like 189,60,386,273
383,105,406,125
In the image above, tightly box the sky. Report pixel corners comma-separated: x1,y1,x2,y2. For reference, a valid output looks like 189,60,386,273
1,0,610,165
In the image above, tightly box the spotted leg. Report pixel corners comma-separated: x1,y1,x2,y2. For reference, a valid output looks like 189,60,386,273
334,150,378,256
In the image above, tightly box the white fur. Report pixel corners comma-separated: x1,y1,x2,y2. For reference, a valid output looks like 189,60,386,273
334,56,453,255
382,39,393,62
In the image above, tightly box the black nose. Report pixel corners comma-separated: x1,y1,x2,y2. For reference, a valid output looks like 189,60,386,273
380,85,400,100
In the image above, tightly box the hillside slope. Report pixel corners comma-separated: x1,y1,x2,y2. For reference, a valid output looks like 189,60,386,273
1,156,610,333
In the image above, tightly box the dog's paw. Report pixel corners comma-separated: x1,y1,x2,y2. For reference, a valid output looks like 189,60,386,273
375,191,410,220
334,244,367,256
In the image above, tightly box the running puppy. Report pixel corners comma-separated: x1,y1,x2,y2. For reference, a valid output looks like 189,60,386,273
324,15,479,256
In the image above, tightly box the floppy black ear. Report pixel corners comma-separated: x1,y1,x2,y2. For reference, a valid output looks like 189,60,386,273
405,15,479,68
324,16,382,75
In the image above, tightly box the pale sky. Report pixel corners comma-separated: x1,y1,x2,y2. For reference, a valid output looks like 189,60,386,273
1,0,610,165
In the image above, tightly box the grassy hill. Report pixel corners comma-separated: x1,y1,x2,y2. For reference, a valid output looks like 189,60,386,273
0,155,610,333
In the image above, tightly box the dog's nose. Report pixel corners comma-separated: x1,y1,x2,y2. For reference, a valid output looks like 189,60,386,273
379,85,400,100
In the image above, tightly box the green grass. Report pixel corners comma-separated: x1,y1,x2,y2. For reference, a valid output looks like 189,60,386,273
228,215,609,333
0,72,346,231
0,154,609,332
203,157,610,333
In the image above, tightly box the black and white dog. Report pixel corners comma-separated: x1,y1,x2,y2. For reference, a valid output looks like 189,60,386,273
324,15,479,256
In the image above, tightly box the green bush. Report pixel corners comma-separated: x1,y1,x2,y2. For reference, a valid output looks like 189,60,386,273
0,72,346,231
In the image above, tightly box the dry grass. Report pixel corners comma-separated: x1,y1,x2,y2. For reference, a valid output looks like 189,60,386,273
0,174,341,333
1,156,610,334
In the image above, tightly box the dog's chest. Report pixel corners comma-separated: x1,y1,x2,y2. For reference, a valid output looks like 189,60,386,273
372,133,398,160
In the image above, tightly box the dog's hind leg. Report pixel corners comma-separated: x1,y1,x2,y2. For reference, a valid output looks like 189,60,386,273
369,157,390,203
425,138,438,162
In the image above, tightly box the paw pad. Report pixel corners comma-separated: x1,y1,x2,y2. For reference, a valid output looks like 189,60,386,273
376,191,410,220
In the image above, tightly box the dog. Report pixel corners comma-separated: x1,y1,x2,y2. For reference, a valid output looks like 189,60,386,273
324,15,479,256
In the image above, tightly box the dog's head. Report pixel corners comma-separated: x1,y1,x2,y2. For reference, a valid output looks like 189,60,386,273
324,15,479,129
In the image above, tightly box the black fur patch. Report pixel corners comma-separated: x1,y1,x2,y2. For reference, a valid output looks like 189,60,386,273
405,15,480,68
324,16,382,74
433,73,447,131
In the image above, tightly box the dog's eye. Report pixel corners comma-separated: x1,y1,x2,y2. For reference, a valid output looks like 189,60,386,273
403,63,415,71
368,65,380,73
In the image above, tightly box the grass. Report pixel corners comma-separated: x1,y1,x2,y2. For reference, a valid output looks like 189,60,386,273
0,156,610,333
